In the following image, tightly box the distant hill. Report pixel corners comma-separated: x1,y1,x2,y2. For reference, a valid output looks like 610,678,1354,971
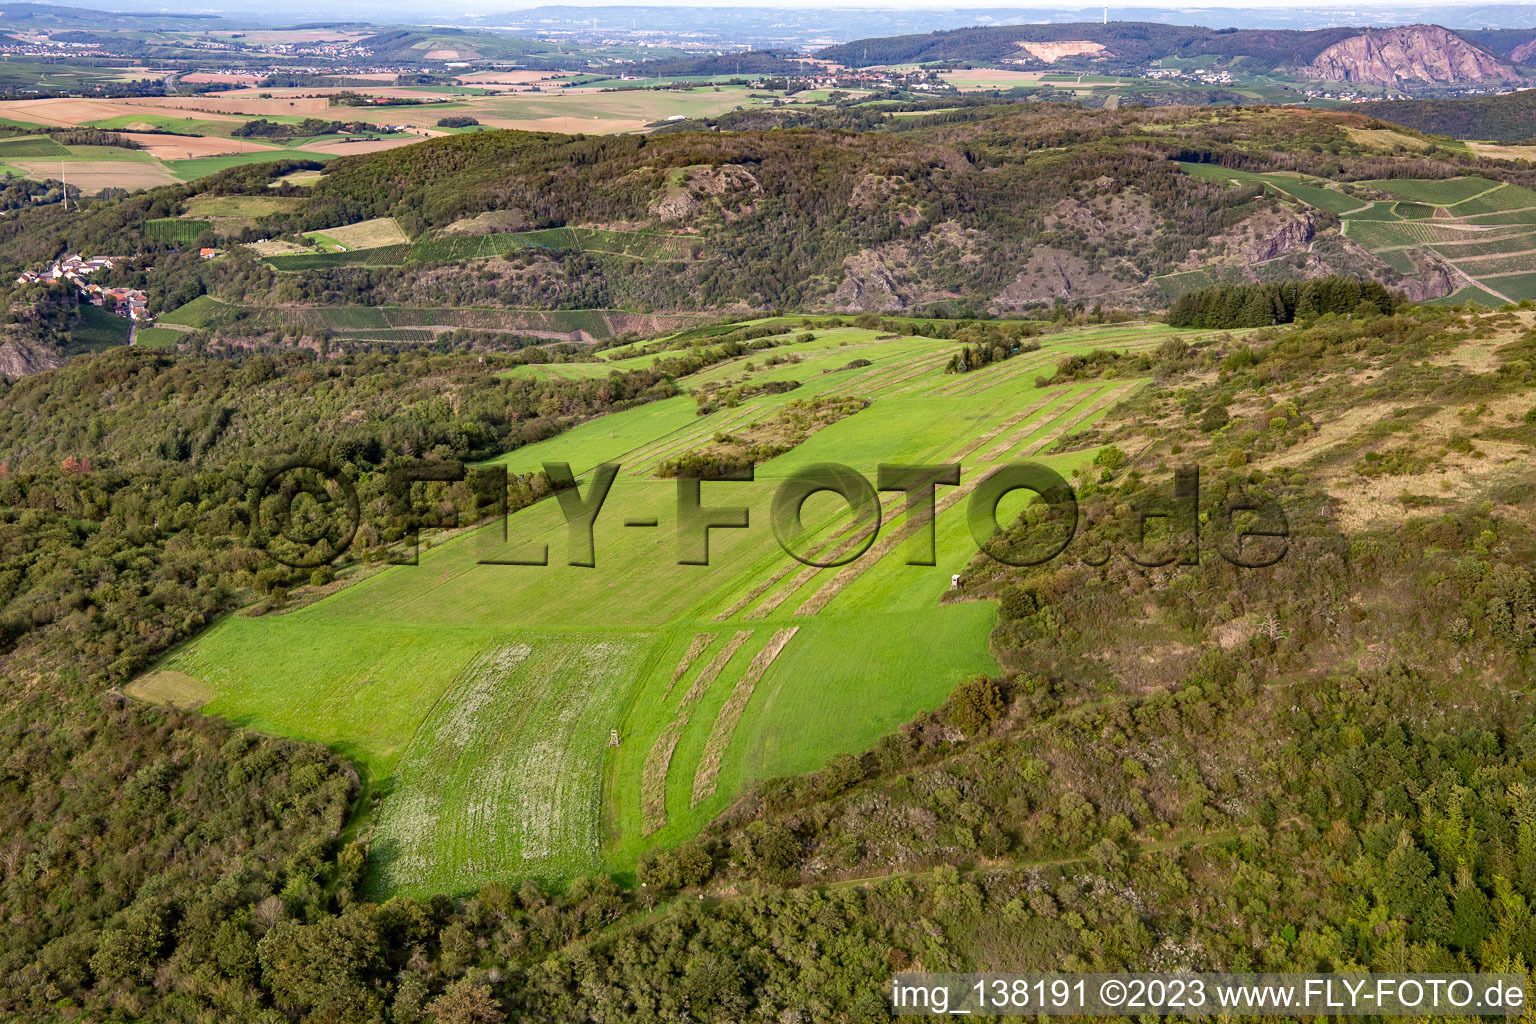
0,1,222,29
1456,27,1536,59
817,23,1360,70
817,21,1529,89
1301,25,1529,87
1359,88,1536,142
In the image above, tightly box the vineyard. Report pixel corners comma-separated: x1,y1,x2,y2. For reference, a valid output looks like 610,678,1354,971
148,320,1172,893
1183,167,1536,308
145,218,212,244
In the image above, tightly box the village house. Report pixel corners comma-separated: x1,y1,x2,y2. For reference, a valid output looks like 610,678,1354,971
17,254,151,321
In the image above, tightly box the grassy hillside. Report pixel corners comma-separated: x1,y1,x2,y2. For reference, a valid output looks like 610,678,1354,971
145,319,1165,894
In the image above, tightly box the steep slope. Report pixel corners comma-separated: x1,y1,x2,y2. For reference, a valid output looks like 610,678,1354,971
1302,25,1529,87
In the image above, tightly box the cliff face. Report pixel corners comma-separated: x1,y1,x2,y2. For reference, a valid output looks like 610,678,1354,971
1511,39,1536,65
1303,25,1528,88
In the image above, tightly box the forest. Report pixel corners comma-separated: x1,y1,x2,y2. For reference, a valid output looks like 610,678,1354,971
1167,276,1399,329
1357,90,1536,145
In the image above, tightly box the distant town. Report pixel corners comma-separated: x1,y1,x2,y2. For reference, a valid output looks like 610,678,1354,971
16,255,149,321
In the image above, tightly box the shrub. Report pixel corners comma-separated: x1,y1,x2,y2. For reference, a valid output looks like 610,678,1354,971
948,676,1007,734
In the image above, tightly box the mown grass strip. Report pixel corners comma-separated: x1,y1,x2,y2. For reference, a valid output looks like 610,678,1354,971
691,627,798,806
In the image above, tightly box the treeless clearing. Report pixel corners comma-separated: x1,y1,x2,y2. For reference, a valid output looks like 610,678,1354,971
211,85,463,101
457,70,575,85
0,97,243,126
479,115,644,133
304,136,427,156
181,72,261,85
12,159,176,191
1467,141,1536,162
141,95,332,117
126,670,211,708
247,239,309,256
313,217,410,249
210,28,369,43
122,132,281,159
1344,127,1432,152
941,68,1048,86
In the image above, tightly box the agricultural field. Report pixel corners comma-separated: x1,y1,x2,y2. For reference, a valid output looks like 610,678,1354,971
304,216,410,251
145,321,1172,895
1175,161,1367,214
156,295,227,329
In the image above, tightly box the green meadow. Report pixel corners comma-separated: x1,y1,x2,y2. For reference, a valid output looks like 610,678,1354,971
146,323,1169,896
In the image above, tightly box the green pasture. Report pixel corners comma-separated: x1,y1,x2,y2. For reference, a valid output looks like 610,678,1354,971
167,149,335,181
132,326,185,349
1482,273,1536,302
158,295,228,329
150,323,1170,895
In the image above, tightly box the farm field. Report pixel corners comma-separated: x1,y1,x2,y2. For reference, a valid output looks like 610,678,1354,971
0,76,822,193
144,320,1167,895
305,216,410,251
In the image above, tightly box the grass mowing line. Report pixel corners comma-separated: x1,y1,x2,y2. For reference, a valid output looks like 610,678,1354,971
732,387,1077,621
977,386,1102,462
812,348,943,398
1019,380,1144,457
855,350,956,395
690,626,798,806
738,489,912,621
662,632,715,700
641,629,754,834
935,352,1058,398
794,483,973,617
621,405,758,471
789,385,1140,619
943,349,1100,398
985,386,1108,461
626,406,764,476
710,489,912,621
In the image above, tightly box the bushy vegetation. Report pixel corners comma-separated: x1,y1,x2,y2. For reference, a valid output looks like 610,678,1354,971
1360,90,1536,144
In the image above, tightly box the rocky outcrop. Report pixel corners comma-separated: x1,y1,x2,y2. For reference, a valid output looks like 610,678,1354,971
0,337,61,377
830,252,904,312
442,209,530,235
1512,39,1536,65
1303,25,1527,88
990,247,1132,307
650,164,762,224
1377,247,1458,302
1184,208,1316,269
